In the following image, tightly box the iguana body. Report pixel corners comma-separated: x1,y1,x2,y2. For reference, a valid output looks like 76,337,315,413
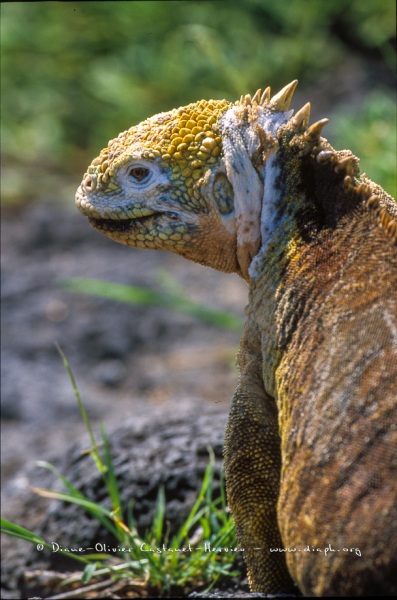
76,81,397,596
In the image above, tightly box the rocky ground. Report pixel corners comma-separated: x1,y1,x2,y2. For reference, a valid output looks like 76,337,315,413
1,200,250,597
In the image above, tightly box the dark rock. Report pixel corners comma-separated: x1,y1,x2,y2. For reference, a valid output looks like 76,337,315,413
1,409,248,598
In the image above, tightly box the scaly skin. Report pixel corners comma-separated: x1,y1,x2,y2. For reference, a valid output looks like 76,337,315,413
76,81,397,596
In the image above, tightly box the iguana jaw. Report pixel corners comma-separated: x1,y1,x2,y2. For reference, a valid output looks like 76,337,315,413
77,189,198,249
77,169,242,272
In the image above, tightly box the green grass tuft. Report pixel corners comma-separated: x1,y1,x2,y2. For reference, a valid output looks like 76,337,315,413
1,347,240,597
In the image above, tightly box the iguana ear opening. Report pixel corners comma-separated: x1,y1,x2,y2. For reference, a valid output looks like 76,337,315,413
213,173,235,216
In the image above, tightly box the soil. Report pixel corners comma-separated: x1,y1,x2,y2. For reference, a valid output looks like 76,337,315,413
1,200,249,597
1,200,248,470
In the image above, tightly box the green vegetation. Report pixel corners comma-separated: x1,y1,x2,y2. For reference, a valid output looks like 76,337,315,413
329,91,397,198
1,0,396,203
63,271,243,331
1,347,239,597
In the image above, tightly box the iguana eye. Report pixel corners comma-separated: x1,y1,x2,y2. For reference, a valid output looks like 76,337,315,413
128,166,150,182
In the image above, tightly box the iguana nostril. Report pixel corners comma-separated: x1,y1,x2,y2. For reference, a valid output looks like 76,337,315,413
84,175,94,191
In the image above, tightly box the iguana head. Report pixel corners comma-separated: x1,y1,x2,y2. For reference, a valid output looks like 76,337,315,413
75,81,321,280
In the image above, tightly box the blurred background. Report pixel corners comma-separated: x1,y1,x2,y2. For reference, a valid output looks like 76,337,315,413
2,0,396,204
1,0,396,492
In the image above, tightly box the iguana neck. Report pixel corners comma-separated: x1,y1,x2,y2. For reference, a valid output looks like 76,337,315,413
248,125,397,399
218,102,293,280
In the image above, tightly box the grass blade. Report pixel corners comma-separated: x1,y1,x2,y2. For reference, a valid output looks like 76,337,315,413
1,518,46,545
55,344,105,475
63,276,243,331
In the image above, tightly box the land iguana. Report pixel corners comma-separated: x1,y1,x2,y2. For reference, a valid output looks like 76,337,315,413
75,81,397,596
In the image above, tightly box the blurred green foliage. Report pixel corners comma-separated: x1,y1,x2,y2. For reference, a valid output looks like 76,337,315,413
330,91,396,197
1,0,396,203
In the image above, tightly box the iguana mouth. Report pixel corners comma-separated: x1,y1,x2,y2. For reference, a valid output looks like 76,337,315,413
88,208,183,232
89,217,134,232
88,213,157,232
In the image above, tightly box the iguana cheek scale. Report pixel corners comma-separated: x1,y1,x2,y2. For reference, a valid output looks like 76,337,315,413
76,81,397,596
